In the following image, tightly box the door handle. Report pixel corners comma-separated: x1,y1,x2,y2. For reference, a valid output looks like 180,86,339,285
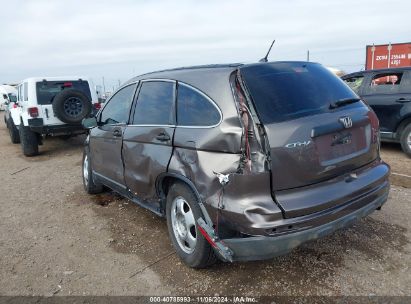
396,98,411,103
113,129,122,137
156,132,170,141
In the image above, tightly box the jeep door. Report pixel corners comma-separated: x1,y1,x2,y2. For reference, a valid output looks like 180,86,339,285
122,80,176,201
89,84,137,189
361,71,408,132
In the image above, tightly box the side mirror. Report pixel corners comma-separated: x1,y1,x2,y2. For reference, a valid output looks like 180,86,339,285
82,117,98,129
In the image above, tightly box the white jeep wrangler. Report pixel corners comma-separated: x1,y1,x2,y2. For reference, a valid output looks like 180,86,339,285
7,77,99,156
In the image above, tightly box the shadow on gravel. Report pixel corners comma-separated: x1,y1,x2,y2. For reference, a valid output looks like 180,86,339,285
17,135,87,162
76,189,409,295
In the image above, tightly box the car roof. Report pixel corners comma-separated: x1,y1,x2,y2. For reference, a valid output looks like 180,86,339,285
20,76,91,84
343,66,411,78
122,61,320,110
125,61,318,84
128,61,317,80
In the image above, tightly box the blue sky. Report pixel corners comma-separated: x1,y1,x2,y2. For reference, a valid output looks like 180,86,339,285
0,0,409,91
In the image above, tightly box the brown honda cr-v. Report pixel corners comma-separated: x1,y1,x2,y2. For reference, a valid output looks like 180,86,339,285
82,62,390,268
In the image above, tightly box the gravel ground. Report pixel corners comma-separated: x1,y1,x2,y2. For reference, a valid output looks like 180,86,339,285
0,112,410,297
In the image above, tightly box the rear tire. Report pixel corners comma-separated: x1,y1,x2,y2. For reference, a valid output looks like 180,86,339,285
83,148,104,194
19,124,39,156
166,182,217,268
7,118,20,144
400,124,411,157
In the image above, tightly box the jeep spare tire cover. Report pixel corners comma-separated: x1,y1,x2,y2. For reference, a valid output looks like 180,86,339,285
52,89,92,124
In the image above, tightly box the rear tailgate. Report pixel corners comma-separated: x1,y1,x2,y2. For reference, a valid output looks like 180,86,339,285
264,107,380,217
240,62,380,218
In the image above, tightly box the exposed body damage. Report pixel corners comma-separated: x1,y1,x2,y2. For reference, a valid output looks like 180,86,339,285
84,62,390,266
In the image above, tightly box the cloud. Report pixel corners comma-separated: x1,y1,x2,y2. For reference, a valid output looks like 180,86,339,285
0,0,409,88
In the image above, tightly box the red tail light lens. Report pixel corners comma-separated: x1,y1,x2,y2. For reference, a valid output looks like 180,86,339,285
28,107,39,118
63,82,73,87
368,110,380,152
93,102,101,110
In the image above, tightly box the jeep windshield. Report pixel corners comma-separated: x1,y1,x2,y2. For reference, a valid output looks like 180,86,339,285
36,80,92,105
240,62,359,123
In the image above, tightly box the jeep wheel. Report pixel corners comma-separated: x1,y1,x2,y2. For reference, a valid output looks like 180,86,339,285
53,89,92,124
166,182,217,268
400,124,411,158
83,149,104,194
19,125,38,156
7,118,20,144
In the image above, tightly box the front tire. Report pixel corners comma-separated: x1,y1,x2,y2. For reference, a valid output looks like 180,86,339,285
83,148,104,194
166,182,217,268
7,118,20,144
19,125,38,156
400,124,411,157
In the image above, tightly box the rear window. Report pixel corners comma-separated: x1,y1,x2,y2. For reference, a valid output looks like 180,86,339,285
36,80,91,105
240,62,358,124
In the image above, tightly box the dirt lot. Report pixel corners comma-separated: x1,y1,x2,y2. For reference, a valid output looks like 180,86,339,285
0,111,410,297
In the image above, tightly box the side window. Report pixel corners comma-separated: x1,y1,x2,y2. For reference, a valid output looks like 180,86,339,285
23,82,28,101
177,83,221,127
343,75,364,94
132,81,175,125
100,84,136,125
365,72,403,94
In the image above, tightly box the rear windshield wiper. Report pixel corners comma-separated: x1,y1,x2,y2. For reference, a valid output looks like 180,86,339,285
329,98,361,109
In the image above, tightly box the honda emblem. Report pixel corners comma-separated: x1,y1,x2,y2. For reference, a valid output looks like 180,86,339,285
339,116,353,129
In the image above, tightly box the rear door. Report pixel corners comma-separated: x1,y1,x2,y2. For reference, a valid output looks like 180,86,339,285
240,62,379,217
90,84,137,189
122,80,176,201
360,71,407,132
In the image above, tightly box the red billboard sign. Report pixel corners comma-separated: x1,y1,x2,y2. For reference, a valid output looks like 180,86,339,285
366,42,411,70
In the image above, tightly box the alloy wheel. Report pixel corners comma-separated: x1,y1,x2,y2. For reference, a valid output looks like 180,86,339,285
83,155,89,186
171,196,197,254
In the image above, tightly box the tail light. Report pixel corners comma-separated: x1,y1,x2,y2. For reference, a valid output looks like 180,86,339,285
28,107,39,118
93,102,101,110
368,110,380,152
63,82,73,87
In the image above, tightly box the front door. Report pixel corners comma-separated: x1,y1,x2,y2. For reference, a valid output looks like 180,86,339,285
361,71,407,132
122,80,176,201
90,83,137,188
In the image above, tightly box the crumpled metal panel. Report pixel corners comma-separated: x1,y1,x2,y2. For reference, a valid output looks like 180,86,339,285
168,148,282,236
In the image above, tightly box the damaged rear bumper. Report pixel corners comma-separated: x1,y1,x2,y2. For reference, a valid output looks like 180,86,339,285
221,189,388,261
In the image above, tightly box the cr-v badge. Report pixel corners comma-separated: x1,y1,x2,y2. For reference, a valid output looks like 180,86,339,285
285,141,311,148
339,116,353,128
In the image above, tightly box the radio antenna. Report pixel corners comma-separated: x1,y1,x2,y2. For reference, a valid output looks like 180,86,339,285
259,40,275,62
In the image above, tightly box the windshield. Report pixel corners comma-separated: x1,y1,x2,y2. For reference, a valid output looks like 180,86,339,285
240,62,358,124
8,93,17,102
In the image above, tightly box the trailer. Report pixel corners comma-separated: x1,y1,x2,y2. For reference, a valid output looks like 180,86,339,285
366,42,411,70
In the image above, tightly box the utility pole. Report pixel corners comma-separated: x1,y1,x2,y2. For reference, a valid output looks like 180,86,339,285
307,50,310,62
118,79,121,87
102,77,106,97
